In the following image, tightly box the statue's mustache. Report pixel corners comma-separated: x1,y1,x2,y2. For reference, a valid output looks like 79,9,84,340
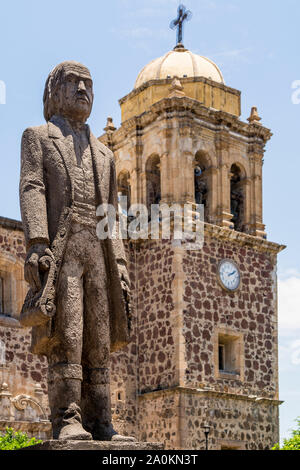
75,91,90,103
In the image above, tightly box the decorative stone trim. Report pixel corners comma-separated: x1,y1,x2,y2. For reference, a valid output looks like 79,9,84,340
108,96,272,147
119,76,241,105
0,382,49,423
138,386,283,406
0,420,51,433
11,395,48,420
128,221,285,255
204,222,285,255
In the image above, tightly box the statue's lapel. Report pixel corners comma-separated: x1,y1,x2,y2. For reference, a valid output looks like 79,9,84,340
48,116,75,196
89,131,107,203
48,116,109,204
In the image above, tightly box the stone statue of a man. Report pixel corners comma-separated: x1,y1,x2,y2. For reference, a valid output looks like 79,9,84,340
19,61,132,441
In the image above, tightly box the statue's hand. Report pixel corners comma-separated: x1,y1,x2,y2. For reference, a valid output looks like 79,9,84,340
24,244,52,293
118,264,130,290
118,264,132,330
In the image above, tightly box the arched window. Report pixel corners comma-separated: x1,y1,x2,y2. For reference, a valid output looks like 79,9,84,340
0,253,27,320
146,155,161,214
230,164,245,232
194,152,210,222
117,171,131,214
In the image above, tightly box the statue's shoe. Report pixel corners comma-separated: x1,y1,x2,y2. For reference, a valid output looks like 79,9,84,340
58,423,93,441
92,423,136,442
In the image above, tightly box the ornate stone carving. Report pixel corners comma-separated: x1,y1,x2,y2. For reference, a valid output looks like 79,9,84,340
0,382,48,423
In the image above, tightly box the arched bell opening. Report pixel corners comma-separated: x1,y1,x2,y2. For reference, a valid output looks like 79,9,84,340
117,170,131,214
194,151,211,222
230,163,246,232
146,155,161,216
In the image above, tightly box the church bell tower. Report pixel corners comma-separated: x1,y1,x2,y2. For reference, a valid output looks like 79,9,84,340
99,8,285,450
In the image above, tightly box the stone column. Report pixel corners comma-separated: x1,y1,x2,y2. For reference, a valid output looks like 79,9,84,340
248,143,266,238
215,134,233,228
159,152,171,204
242,177,252,233
0,382,13,421
205,166,218,224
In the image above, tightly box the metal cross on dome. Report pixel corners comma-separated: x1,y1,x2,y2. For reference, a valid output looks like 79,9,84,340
170,4,192,47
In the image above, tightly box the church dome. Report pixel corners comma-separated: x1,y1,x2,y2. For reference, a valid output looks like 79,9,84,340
134,46,224,89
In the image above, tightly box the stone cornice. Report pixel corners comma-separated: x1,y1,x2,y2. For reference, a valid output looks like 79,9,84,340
0,216,23,232
204,222,286,255
100,96,272,149
0,420,51,430
119,76,241,106
138,386,283,406
128,221,286,256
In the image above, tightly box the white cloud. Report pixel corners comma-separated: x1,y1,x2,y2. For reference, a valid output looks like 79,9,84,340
291,340,300,365
278,273,300,333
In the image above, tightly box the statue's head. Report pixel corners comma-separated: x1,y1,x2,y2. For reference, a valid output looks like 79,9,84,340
43,61,94,122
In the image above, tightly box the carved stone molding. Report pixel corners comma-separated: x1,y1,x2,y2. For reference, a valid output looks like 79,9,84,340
0,382,49,423
11,395,48,421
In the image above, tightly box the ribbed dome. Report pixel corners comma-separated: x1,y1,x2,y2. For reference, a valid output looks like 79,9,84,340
134,47,224,89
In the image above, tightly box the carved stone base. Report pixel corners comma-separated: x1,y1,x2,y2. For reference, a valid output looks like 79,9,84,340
22,440,164,451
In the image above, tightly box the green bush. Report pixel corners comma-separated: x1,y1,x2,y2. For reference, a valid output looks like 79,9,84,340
0,427,42,450
272,418,300,450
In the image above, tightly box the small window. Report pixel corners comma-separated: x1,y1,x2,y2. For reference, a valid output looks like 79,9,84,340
217,332,243,377
218,344,225,371
0,275,11,317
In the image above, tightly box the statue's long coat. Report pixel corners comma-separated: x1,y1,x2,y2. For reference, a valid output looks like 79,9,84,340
19,115,129,353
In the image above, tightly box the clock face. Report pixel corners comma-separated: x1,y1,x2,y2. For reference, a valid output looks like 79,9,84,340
218,260,240,292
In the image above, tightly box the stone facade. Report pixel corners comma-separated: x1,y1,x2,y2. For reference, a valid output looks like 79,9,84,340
99,47,285,449
109,227,283,450
0,217,50,439
0,219,283,448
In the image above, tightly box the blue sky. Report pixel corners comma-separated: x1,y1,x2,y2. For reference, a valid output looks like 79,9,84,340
0,0,299,443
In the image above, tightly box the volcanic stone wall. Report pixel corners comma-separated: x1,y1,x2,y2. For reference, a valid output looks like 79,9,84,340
0,218,26,262
115,231,280,449
182,235,278,398
0,218,281,448
138,389,279,450
0,220,50,437
110,239,177,437
0,221,48,402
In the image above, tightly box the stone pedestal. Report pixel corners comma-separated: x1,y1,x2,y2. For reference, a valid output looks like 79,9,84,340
22,440,164,451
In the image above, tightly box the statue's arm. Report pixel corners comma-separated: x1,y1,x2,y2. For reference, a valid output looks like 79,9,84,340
20,128,50,250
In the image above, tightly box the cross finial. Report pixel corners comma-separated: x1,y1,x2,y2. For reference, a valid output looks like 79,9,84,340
170,4,192,50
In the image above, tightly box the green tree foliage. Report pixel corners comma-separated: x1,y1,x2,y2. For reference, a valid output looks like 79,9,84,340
272,418,300,450
0,427,42,450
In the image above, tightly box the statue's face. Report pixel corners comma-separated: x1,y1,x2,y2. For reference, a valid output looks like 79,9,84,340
58,67,94,122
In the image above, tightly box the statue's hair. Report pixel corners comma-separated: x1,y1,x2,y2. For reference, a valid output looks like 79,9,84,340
43,61,91,122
